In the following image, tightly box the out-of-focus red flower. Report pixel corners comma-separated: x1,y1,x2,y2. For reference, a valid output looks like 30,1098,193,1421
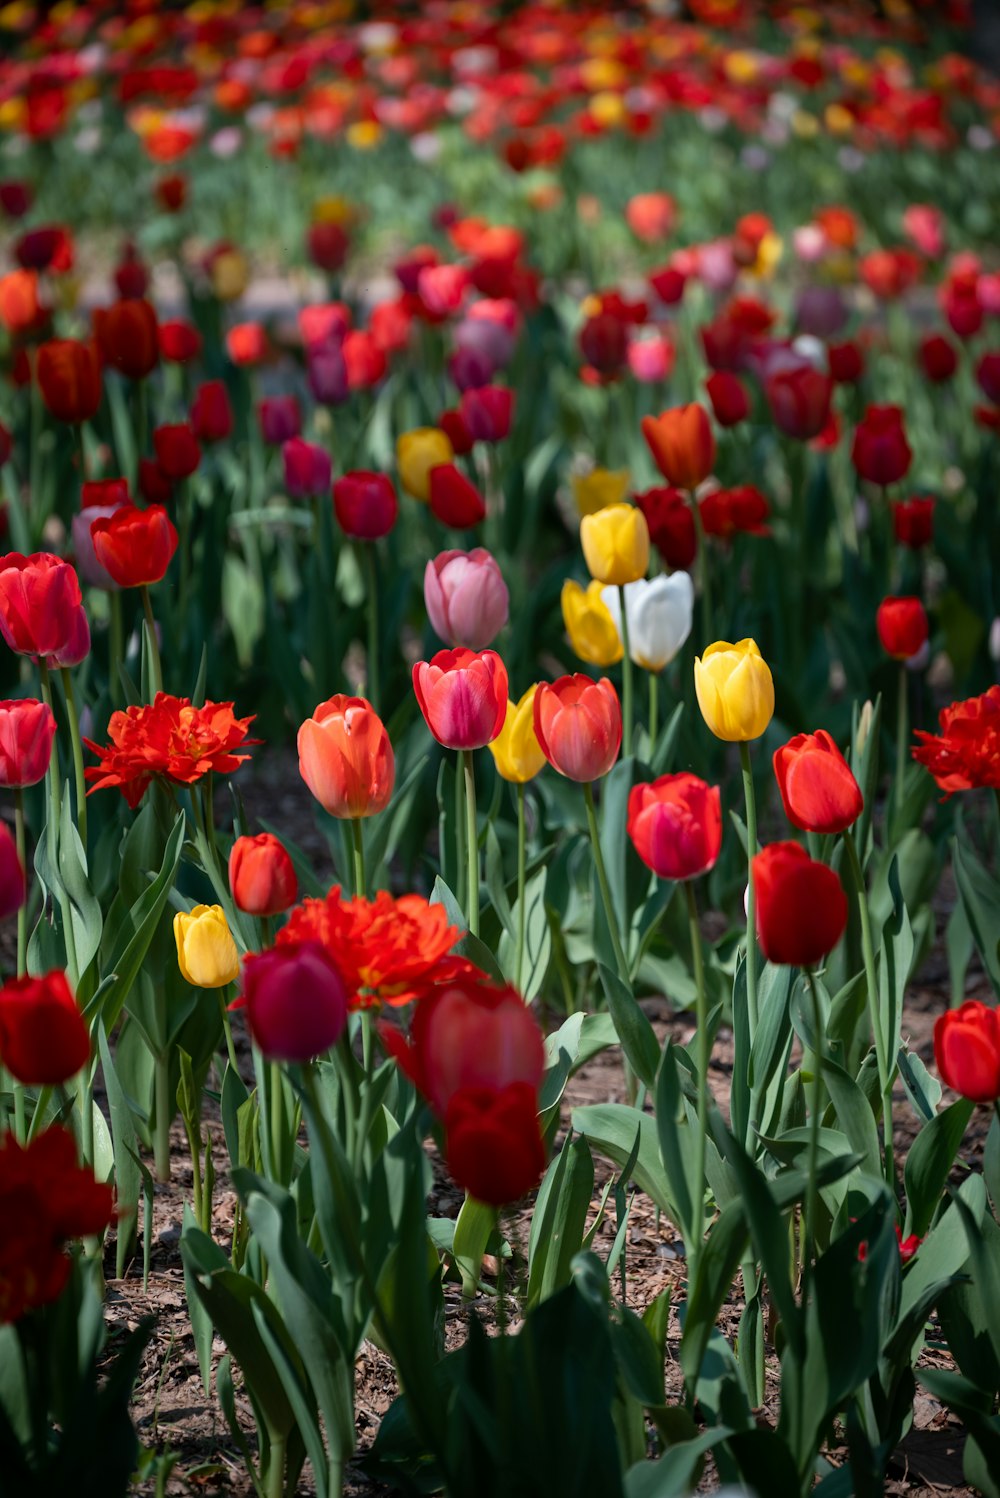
648,264,687,306
705,370,749,427
239,941,348,1062
625,192,677,243
976,352,1000,407
0,552,89,667
0,699,57,789
91,505,178,588
699,485,769,539
765,367,833,440
828,340,865,385
429,465,487,529
0,970,89,1085
642,403,716,489
114,242,149,301
138,460,174,507
297,695,395,819
0,1127,115,1325
903,204,945,260
627,773,722,880
913,686,1000,794
226,323,268,367
155,173,187,212
934,1001,1000,1102
444,1082,546,1206
282,438,331,499
773,730,863,835
15,225,73,276
343,330,387,390
534,674,621,782
85,693,256,809
918,333,958,384
158,320,202,364
190,380,233,443
876,596,928,660
229,833,298,917
0,181,32,219
859,248,921,301
579,312,628,379
893,497,935,549
852,405,912,486
0,822,25,920
94,299,159,380
153,424,201,482
438,409,475,457
0,270,43,337
634,486,697,571
36,340,102,425
459,385,513,443
413,648,508,750
258,396,300,446
307,221,350,275
333,471,398,539
753,841,849,967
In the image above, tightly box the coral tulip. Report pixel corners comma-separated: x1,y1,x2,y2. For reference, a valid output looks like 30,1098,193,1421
534,675,621,782
753,842,849,967
297,695,395,818
229,833,298,917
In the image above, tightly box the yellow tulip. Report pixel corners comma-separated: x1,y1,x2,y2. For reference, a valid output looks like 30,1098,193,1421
571,467,630,519
348,120,382,150
174,905,240,989
488,686,546,784
210,248,249,303
561,579,624,667
694,639,774,743
396,427,454,503
580,503,649,587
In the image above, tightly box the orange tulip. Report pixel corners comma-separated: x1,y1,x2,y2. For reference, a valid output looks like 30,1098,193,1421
641,403,715,491
297,695,395,818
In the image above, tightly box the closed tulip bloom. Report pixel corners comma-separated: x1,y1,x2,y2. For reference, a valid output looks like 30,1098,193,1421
446,1082,546,1206
72,490,129,589
627,773,722,881
877,596,928,660
918,333,958,384
765,367,833,440
0,822,25,919
635,486,697,571
240,941,349,1062
229,833,298,917
397,427,454,502
561,579,623,667
158,319,202,364
36,339,102,424
695,639,774,743
571,467,631,518
413,649,508,750
94,298,159,380
334,471,398,539
753,842,849,967
91,504,178,588
580,503,650,587
258,396,301,446
641,404,715,490
534,675,622,782
0,971,90,1085
428,464,487,529
174,904,240,988
0,699,57,788
852,405,912,486
282,437,332,499
705,370,750,427
602,572,693,672
459,385,514,444
0,553,90,666
297,694,395,818
488,685,546,783
425,549,509,650
893,497,935,549
153,423,201,481
190,380,233,443
934,1002,1000,1103
773,730,863,834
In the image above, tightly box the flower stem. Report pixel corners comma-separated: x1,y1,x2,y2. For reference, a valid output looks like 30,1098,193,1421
583,780,630,985
515,783,527,992
140,585,164,696
690,488,712,644
109,590,124,703
618,584,633,758
461,749,479,937
686,881,709,1252
351,817,366,899
738,741,760,1034
894,661,908,834
804,968,825,1275
14,790,27,979
648,670,659,747
37,660,59,877
60,667,87,852
363,543,380,713
218,988,240,1075
844,828,894,1194
154,1052,172,1182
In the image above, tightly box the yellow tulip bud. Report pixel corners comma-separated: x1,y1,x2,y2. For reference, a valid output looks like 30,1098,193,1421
210,249,249,303
580,503,650,587
396,427,454,503
561,579,624,667
174,904,240,989
488,685,546,784
694,639,774,743
571,467,630,518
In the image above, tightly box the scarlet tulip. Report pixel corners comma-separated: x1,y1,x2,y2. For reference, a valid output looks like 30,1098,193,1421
705,371,749,427
634,487,697,571
413,649,508,750
94,298,159,380
424,549,509,651
190,381,234,443
773,730,863,835
297,695,395,819
0,822,25,920
627,774,722,881
0,553,90,666
429,465,487,529
753,842,849,967
852,405,912,486
91,505,178,588
229,833,298,917
153,423,201,481
876,597,928,660
36,340,102,425
533,675,622,782
0,699,57,788
158,320,202,364
333,471,398,539
226,323,268,367
641,404,715,490
445,1082,546,1206
934,1002,1000,1102
240,941,349,1062
0,970,90,1085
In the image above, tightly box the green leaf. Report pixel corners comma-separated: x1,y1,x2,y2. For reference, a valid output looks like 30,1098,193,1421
599,963,660,1092
453,1195,498,1299
624,1426,730,1497
903,1097,975,1239
952,833,1000,999
98,1024,142,1279
498,866,551,1000
527,1135,595,1309
572,1103,678,1223
877,857,913,1083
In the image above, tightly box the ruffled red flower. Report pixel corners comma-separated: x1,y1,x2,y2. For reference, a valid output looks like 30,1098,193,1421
912,686,1000,795
84,693,256,808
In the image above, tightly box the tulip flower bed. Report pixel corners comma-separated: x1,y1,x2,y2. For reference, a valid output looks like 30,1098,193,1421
6,2,1000,1497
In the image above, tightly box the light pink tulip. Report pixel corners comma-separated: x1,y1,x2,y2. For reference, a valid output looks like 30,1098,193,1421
424,548,509,651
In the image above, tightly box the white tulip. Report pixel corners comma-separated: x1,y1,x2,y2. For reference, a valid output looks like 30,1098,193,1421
601,573,694,674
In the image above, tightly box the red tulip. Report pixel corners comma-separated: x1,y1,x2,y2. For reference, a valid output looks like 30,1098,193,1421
0,699,57,788
282,438,332,499
634,486,697,571
229,833,298,917
765,367,833,440
90,505,178,588
36,339,102,424
445,1082,546,1205
190,380,233,443
343,330,387,391
705,371,749,427
258,396,300,446
893,497,934,549
917,333,958,384
94,298,159,380
934,1002,1000,1103
642,404,716,489
852,405,912,486
226,323,268,367
307,221,349,274
876,596,928,660
158,320,202,363
579,313,628,379
627,773,722,880
429,464,487,529
459,385,513,443
0,821,25,919
0,970,90,1085
0,552,90,666
438,408,475,457
413,648,508,750
333,471,398,539
534,675,622,782
297,695,395,818
153,423,201,481
827,340,865,385
976,352,1000,407
753,842,848,967
138,459,174,506
772,730,863,835
239,941,349,1062
156,173,187,212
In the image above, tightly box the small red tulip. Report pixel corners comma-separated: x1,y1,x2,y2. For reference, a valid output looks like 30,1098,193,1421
36,339,102,425
229,833,298,917
0,970,90,1085
0,699,57,788
852,405,912,487
282,438,331,499
765,367,833,440
705,371,749,427
90,505,179,588
94,298,159,380
158,320,202,364
153,423,201,481
917,333,958,384
429,465,487,529
297,695,395,818
934,1002,1000,1103
892,497,935,550
876,596,928,660
459,385,513,444
634,486,697,571
190,380,233,443
333,471,398,540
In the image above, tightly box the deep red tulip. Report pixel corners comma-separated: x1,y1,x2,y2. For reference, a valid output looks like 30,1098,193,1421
459,385,513,443
36,339,102,424
852,405,912,486
0,699,56,788
893,497,935,549
153,423,201,481
333,471,398,539
634,486,697,571
827,340,865,385
240,941,349,1062
934,1002,1000,1102
876,596,928,660
94,298,159,380
258,396,300,446
229,833,298,917
773,730,863,835
429,464,487,529
0,552,89,666
765,367,833,440
699,485,769,540
138,459,174,506
579,313,628,378
642,404,716,490
534,675,622,782
705,371,749,427
413,648,508,750
190,380,233,443
438,408,475,456
282,438,332,499
307,221,349,274
0,822,25,919
445,1082,546,1206
917,333,958,384
158,319,202,363
91,505,178,588
627,773,722,880
0,970,90,1085
976,352,1000,407
753,842,848,967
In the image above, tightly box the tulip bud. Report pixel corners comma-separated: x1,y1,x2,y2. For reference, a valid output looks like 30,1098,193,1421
428,464,486,529
258,396,301,447
561,579,623,667
934,1001,1000,1103
488,685,546,784
424,549,509,650
190,380,233,443
174,904,240,988
694,639,774,743
852,405,912,487
580,503,650,587
240,941,349,1062
229,833,298,917
333,471,398,540
855,699,874,757
876,596,928,661
0,698,57,788
297,695,395,818
153,422,201,481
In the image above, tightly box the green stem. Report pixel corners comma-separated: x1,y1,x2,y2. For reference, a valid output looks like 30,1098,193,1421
140,585,164,696
738,741,760,1035
894,661,907,833
60,668,87,851
351,817,366,899
265,1431,286,1498
14,790,27,978
109,590,124,703
154,1052,172,1182
648,670,659,747
515,784,527,992
690,488,712,644
804,969,825,1276
686,882,709,1253
78,1067,94,1167
270,1061,287,1186
582,780,630,985
218,988,240,1075
618,584,633,758
363,543,379,713
454,754,466,910
844,829,895,1194
461,749,479,938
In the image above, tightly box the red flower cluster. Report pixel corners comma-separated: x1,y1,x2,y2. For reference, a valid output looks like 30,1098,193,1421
85,693,256,808
912,686,1000,795
699,484,770,540
278,886,463,1008
0,1126,115,1324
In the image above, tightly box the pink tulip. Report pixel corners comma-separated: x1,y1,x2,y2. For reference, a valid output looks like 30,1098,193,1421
412,648,508,750
424,549,509,651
